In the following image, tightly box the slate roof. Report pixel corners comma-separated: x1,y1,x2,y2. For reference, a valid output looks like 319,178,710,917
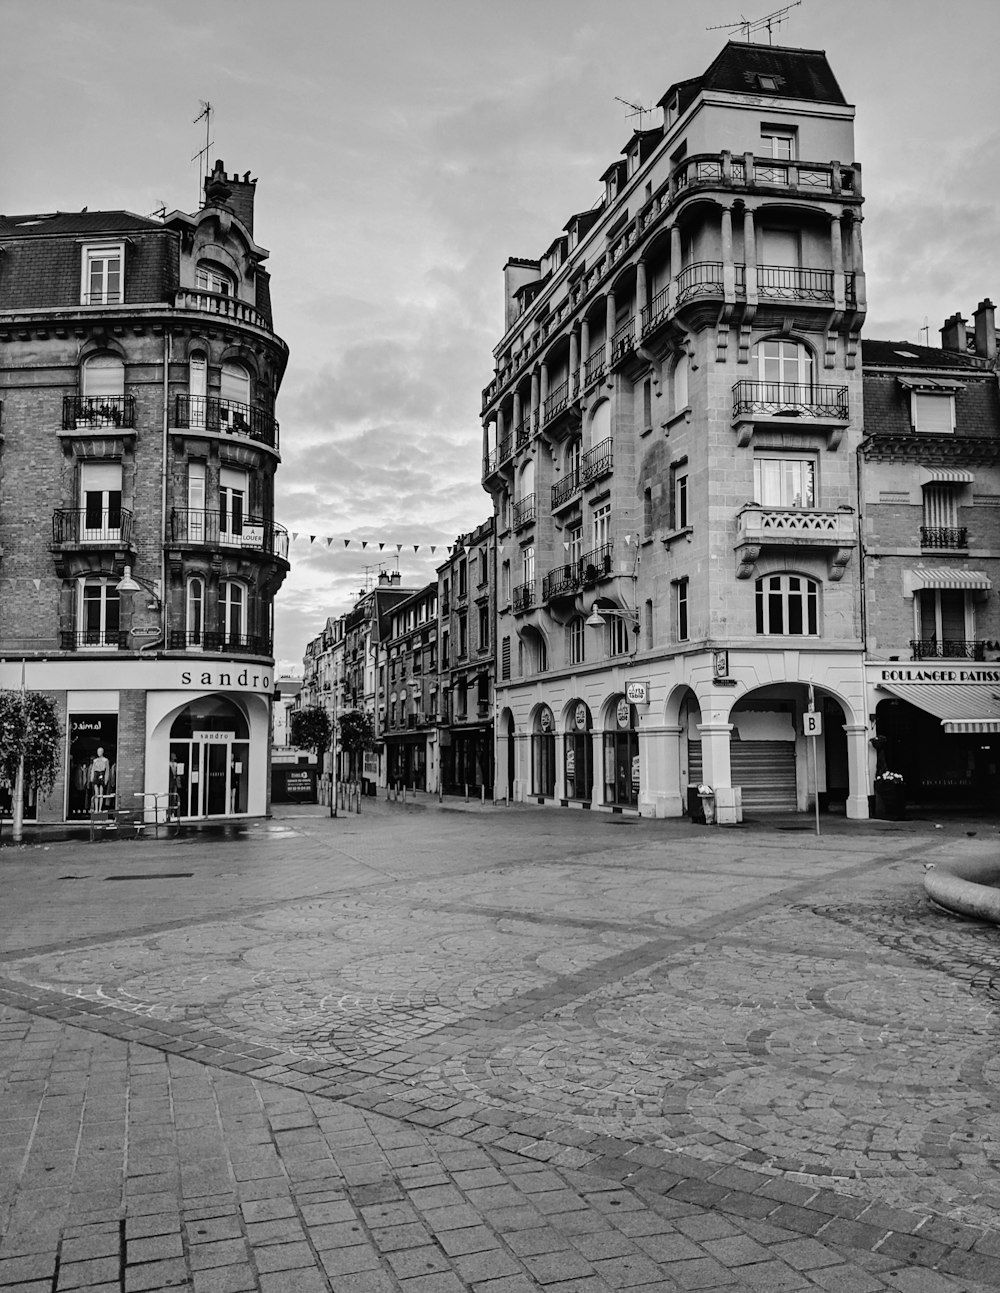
659,42,847,113
862,339,991,371
0,210,163,239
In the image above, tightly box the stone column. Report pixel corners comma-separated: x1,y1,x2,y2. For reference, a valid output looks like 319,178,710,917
844,722,871,820
669,226,682,310
743,207,757,304
635,259,648,338
569,329,580,396
721,205,735,300
830,215,845,310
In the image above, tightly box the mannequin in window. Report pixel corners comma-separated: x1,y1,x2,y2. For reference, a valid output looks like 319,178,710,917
90,747,110,811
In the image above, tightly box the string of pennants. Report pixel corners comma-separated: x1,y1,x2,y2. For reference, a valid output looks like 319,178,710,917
289,533,460,556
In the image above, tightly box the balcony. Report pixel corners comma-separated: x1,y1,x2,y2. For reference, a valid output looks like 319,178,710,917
512,581,535,614
552,468,581,510
675,261,726,306
168,630,274,656
756,265,837,302
542,563,579,601
611,320,635,365
52,508,134,547
578,543,613,586
735,505,856,579
731,381,850,448
921,526,968,549
175,395,279,451
63,395,135,430
61,630,128,651
173,288,274,333
582,438,612,483
515,416,532,450
583,347,606,389
512,493,536,530
169,509,290,561
910,639,987,661
543,378,571,425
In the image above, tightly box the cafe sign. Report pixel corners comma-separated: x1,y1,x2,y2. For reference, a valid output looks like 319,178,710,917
625,680,648,705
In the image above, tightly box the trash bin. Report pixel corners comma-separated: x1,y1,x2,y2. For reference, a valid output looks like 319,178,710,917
687,783,705,824
698,785,716,825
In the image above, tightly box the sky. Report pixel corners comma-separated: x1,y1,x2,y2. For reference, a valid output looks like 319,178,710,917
4,0,998,674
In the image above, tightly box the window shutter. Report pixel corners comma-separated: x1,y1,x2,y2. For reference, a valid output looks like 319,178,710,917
501,636,511,680
913,393,953,434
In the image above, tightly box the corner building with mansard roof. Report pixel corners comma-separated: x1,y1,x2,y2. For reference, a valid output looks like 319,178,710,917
0,161,289,826
482,42,871,820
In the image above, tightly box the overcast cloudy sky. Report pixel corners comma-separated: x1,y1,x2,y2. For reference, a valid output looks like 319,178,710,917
4,0,997,673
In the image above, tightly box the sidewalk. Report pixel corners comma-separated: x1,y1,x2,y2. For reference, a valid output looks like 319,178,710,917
2,805,999,1291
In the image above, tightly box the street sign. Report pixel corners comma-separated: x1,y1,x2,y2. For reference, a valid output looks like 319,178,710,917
803,711,822,737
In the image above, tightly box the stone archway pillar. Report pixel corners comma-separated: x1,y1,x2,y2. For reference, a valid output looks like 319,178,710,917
843,722,871,820
639,723,683,818
696,719,734,822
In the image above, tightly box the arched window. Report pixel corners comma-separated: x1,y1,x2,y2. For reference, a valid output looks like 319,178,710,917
220,361,251,434
755,574,819,636
82,352,124,399
753,338,813,390
220,580,247,647
196,261,236,296
604,700,639,807
188,350,208,428
532,706,556,797
564,701,593,802
186,577,204,647
673,352,689,411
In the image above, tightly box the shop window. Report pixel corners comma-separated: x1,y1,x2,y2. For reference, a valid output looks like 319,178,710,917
754,455,815,508
564,703,593,801
81,243,123,305
66,712,118,819
532,707,556,797
78,577,120,648
169,697,250,819
755,574,819,636
604,701,639,807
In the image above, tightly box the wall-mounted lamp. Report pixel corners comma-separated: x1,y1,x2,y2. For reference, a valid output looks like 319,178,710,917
116,565,162,610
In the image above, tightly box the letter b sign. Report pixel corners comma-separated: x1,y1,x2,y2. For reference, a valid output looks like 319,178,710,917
803,711,823,737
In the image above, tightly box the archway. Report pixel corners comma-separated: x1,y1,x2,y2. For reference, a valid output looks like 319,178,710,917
169,696,250,818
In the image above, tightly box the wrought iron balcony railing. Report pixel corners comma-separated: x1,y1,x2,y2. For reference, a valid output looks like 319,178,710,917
583,347,606,388
512,493,536,530
552,468,581,509
611,321,635,364
910,639,986,661
515,417,532,450
168,630,274,656
169,509,290,561
175,395,279,450
920,526,968,549
676,261,726,305
63,395,135,430
756,264,836,301
732,381,849,421
582,438,613,483
512,581,535,613
542,564,579,601
543,378,570,424
61,630,129,651
52,508,134,545
578,543,614,585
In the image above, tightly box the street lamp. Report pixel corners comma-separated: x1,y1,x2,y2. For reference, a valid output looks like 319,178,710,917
115,565,162,607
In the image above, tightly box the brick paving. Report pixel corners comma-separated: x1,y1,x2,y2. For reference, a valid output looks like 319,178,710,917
0,801,998,1291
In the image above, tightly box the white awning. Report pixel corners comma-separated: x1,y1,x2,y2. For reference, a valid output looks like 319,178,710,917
904,568,991,593
898,376,964,391
918,466,974,485
877,681,1000,734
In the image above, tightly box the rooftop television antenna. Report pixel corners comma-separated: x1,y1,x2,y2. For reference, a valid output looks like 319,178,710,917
614,96,654,131
707,1,802,43
919,317,930,346
192,100,214,204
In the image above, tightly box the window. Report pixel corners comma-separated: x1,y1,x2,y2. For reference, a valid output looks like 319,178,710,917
754,456,815,508
458,559,467,597
220,467,248,544
918,589,970,654
761,126,796,158
82,243,123,305
478,604,489,651
187,461,207,543
567,439,581,478
609,616,630,656
220,580,247,645
501,560,511,604
567,525,583,570
671,464,689,530
441,632,449,668
673,352,689,411
196,262,235,296
79,462,122,540
912,392,955,434
186,577,204,646
754,339,813,389
78,577,120,647
643,486,653,540
593,504,611,550
642,378,652,430
479,547,489,586
569,617,586,665
922,484,961,543
188,351,208,427
675,578,689,642
645,598,654,649
79,353,125,425
522,545,535,586
755,574,819,636
220,362,251,433
458,612,468,658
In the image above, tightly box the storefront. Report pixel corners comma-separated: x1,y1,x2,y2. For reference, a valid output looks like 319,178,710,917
531,705,556,798
564,701,593,803
603,699,639,808
0,657,274,825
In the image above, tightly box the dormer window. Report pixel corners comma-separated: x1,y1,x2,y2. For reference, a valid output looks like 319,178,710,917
196,261,236,296
81,243,124,305
912,391,955,434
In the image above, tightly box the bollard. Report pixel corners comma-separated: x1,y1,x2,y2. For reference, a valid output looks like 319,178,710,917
481,785,485,805
464,783,469,802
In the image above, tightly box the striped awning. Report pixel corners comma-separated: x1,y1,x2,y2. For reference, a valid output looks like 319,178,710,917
905,568,991,592
877,681,1000,734
918,466,975,485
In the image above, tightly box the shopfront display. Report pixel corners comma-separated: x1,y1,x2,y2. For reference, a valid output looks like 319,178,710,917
604,700,639,807
564,701,593,801
67,712,118,819
168,697,250,818
532,705,555,797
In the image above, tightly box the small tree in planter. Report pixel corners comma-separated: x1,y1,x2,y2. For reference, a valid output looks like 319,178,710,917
290,706,332,761
338,709,375,785
0,690,61,844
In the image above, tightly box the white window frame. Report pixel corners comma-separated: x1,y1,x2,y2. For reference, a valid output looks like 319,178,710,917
220,467,248,545
753,454,816,509
761,127,796,159
675,578,689,642
754,338,813,387
220,580,247,645
195,262,236,296
672,466,689,530
186,577,205,647
81,242,124,306
911,391,955,434
78,576,120,648
592,504,611,550
569,617,586,665
79,462,123,541
755,574,819,636
568,525,583,566
608,615,630,657
521,544,535,586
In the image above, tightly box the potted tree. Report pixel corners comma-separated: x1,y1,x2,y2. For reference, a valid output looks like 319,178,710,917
874,770,906,820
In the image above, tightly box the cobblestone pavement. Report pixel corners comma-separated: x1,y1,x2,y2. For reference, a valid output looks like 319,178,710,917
1,800,999,1292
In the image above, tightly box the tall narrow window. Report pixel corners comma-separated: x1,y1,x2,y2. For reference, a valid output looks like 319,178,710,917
569,617,586,665
592,504,611,550
220,467,248,544
80,353,125,426
188,351,208,429
501,636,511,680
220,581,246,646
186,577,204,647
643,486,653,540
220,362,251,434
501,560,511,604
522,545,535,586
609,616,630,656
917,589,970,656
671,464,689,530
78,578,120,648
921,484,963,548
675,578,689,642
673,353,689,411
187,461,207,543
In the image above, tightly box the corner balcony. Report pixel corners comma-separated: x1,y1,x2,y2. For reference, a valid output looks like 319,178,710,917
175,395,279,452
169,509,290,562
542,563,579,602
735,504,856,580
512,581,536,614
731,381,850,449
168,630,274,656
173,288,275,334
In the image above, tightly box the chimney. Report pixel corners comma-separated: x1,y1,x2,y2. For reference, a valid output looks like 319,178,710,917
202,159,257,235
940,313,968,354
973,299,997,361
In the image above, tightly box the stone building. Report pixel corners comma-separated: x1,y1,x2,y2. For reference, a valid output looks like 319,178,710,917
380,580,439,792
0,160,289,825
481,42,870,818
